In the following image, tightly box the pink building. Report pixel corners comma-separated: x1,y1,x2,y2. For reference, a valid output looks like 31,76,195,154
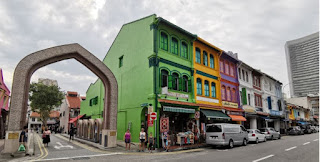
0,69,10,139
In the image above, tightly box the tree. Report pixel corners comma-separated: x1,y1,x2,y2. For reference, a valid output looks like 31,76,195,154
29,82,64,127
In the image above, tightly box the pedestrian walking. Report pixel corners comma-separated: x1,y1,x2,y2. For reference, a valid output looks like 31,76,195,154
43,127,51,147
69,124,74,141
124,129,131,150
139,128,146,152
162,131,168,151
19,126,29,156
148,132,154,153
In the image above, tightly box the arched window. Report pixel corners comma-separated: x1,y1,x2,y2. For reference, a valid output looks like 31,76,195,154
221,86,226,100
230,63,234,77
197,78,202,95
211,82,216,98
242,69,245,80
210,54,214,68
220,60,224,72
226,87,231,101
204,80,209,96
183,75,189,92
181,42,188,59
231,88,236,102
161,70,169,87
171,37,178,55
160,32,168,51
246,72,248,82
203,51,208,66
238,68,241,79
196,48,201,63
172,73,179,90
225,62,229,75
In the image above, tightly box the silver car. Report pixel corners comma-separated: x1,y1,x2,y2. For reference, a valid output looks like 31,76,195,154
247,129,267,143
259,127,281,140
206,123,249,148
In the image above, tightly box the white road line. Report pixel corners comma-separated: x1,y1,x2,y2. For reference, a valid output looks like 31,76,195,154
33,152,122,161
285,146,297,151
313,139,318,141
303,142,310,145
252,154,274,162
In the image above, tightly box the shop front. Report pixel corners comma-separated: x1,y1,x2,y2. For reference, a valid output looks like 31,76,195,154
243,105,257,129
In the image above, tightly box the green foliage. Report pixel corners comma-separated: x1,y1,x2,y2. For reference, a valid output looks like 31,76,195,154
29,82,64,126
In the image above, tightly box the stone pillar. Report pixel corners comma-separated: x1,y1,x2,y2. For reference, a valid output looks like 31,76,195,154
250,117,257,129
3,131,21,153
274,119,280,132
101,129,117,148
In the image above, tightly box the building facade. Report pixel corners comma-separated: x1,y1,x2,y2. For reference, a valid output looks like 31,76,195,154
0,69,10,139
60,91,81,133
285,32,319,97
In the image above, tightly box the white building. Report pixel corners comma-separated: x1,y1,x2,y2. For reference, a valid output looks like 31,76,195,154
60,91,81,133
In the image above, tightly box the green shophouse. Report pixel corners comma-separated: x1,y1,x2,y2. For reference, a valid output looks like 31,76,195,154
80,14,200,146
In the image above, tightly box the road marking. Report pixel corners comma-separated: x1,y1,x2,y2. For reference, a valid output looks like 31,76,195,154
303,142,310,145
217,149,228,151
31,134,48,162
54,142,74,149
313,139,318,141
31,133,43,161
32,152,122,161
285,146,297,151
252,154,274,162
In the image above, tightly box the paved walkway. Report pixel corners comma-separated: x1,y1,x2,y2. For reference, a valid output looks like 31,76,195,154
0,139,4,153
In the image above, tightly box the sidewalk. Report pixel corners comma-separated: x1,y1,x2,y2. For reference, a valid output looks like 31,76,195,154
0,139,4,153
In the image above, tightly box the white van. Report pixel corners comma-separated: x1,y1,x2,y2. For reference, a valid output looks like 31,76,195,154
206,123,248,148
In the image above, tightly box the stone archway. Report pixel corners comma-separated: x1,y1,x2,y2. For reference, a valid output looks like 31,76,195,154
4,44,118,153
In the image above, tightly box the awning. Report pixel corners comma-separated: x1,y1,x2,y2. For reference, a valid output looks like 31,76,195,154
69,114,85,124
201,109,231,120
163,106,195,113
259,116,270,120
297,121,308,125
228,115,247,121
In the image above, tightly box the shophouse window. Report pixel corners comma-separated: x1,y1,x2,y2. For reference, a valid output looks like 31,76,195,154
238,68,241,79
203,51,208,66
220,60,224,73
267,96,272,109
204,80,209,96
248,94,251,105
239,91,242,104
255,94,262,107
211,82,216,98
210,54,214,68
161,70,169,87
119,56,123,68
221,86,226,100
197,78,202,95
242,69,245,80
172,73,179,90
246,72,248,82
230,64,234,77
226,87,231,101
181,42,188,59
298,111,300,116
278,100,282,111
196,48,201,63
171,37,178,55
231,88,236,102
32,118,35,122
182,75,189,92
225,62,229,75
160,32,168,51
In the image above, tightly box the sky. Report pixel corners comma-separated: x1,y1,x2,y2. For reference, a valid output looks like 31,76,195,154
0,0,318,96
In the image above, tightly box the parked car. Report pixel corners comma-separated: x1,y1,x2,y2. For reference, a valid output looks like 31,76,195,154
315,126,319,132
300,125,312,134
206,123,249,148
259,127,281,140
247,129,267,143
288,126,304,135
310,126,317,133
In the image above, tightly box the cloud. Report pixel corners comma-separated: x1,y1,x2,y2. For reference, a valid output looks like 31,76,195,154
0,0,318,96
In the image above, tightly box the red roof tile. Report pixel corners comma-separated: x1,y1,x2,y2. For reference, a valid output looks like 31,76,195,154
66,92,81,109
30,111,60,118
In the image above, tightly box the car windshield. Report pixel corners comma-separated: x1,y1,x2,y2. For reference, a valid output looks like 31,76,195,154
248,130,254,133
259,128,267,132
206,125,222,132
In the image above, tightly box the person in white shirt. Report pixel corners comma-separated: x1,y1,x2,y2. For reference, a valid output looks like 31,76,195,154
139,128,146,152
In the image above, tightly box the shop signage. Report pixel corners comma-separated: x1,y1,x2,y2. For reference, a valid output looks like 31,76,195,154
147,117,153,127
150,112,157,120
270,110,280,116
161,87,189,99
8,133,19,139
222,101,238,108
195,111,200,119
228,111,242,115
148,106,153,114
243,105,256,113
160,117,169,133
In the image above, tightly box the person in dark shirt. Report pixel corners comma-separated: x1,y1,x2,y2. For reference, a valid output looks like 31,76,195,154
19,126,29,156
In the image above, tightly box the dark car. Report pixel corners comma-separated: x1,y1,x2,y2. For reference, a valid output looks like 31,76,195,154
288,126,304,135
310,126,317,133
300,125,312,134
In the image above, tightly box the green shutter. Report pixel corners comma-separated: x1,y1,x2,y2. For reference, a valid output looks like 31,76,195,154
179,77,183,91
168,75,173,89
242,88,247,105
188,80,192,93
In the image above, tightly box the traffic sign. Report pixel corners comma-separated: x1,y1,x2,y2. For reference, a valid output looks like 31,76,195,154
150,112,157,120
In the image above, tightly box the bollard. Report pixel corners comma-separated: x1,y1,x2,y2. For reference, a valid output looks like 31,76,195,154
99,133,102,145
104,135,108,147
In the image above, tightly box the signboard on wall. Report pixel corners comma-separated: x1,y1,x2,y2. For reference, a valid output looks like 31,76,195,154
160,117,169,133
222,101,238,108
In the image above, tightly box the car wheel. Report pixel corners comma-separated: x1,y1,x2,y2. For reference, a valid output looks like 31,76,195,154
264,137,267,142
255,138,259,144
243,139,247,146
271,135,274,140
229,140,234,149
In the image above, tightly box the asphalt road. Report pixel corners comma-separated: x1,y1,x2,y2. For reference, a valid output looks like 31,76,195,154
30,133,319,162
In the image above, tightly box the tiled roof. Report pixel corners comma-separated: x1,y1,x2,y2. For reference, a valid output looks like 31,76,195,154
66,92,81,109
30,110,60,118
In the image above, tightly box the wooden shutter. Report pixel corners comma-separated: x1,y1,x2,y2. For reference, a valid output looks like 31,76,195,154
179,77,183,91
242,88,247,105
168,75,172,89
188,79,192,93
